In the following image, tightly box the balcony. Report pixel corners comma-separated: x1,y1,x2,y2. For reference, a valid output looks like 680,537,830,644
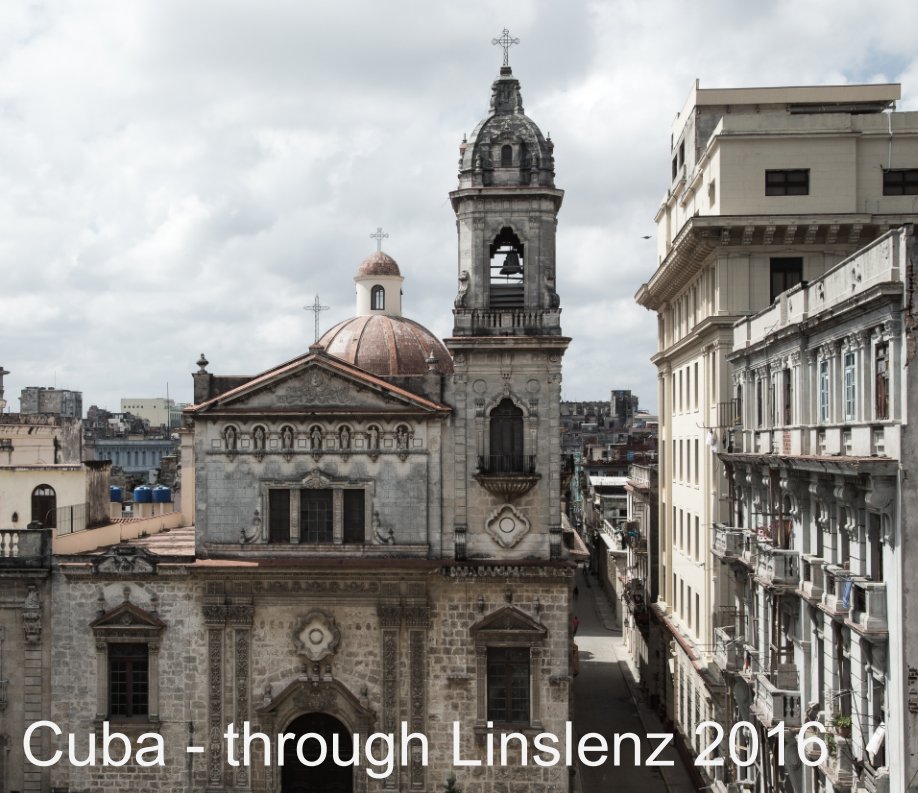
799,555,826,602
847,581,887,635
474,455,541,500
0,528,51,569
824,736,856,790
740,530,757,567
751,668,801,728
754,547,800,589
821,566,854,617
714,626,743,673
712,524,744,560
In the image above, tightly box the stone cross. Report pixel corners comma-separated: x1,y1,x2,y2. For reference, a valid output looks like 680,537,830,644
370,227,389,252
303,295,330,342
492,28,519,67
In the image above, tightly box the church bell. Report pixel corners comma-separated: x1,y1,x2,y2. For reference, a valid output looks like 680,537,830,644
499,251,522,276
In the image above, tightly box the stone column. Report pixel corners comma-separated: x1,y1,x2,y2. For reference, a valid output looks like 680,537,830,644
406,606,429,791
203,597,227,791
230,603,254,790
378,603,401,790
21,584,44,793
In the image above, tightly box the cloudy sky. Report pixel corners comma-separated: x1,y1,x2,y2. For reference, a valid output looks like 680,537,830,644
2,0,917,414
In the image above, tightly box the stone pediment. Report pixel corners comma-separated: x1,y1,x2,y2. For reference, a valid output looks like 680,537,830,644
470,606,546,639
90,601,165,633
197,357,443,414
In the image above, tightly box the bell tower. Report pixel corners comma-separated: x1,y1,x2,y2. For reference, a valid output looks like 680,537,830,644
445,42,570,562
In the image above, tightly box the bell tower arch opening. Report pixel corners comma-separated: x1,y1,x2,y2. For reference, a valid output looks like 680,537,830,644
281,712,353,793
489,226,525,308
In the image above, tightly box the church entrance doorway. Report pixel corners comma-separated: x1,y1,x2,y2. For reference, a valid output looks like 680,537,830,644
281,712,353,793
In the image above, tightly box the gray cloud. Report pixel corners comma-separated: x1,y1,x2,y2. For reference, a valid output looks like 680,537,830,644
2,0,917,413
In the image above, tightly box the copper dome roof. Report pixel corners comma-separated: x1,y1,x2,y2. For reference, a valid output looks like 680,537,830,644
356,251,402,278
318,315,453,376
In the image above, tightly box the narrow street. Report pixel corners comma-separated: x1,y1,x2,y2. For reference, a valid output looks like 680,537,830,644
572,568,699,793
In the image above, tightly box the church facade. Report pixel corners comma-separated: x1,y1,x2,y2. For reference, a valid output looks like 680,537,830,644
43,63,577,793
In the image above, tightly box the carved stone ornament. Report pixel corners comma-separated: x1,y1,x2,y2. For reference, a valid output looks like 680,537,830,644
485,503,531,549
302,469,333,489
293,610,341,662
93,545,157,576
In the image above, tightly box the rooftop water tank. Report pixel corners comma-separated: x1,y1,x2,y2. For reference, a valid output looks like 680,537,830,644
109,485,123,503
152,485,172,503
133,485,153,503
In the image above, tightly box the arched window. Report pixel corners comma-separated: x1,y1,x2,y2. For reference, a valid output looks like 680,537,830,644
489,399,524,473
371,285,385,311
500,144,513,167
31,484,56,528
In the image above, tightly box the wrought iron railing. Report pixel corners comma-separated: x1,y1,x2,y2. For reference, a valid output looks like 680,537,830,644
477,455,537,475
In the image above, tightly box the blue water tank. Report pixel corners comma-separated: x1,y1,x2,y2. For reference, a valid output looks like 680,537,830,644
152,485,172,503
109,485,123,503
133,485,153,503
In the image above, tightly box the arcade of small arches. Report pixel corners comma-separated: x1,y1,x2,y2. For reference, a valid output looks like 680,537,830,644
221,423,416,455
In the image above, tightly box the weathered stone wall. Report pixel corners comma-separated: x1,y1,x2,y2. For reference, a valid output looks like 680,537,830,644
0,572,51,793
47,563,571,793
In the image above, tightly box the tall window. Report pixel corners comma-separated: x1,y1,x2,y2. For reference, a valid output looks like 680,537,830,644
371,285,385,311
765,169,809,196
783,368,793,425
819,360,830,423
300,489,333,543
268,489,290,542
875,343,889,420
844,351,856,421
31,485,56,528
487,647,529,724
489,399,524,473
109,643,149,719
883,168,918,196
343,490,365,544
500,145,513,167
756,380,764,428
769,257,803,303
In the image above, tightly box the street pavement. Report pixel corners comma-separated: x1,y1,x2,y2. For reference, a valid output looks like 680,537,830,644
572,568,700,793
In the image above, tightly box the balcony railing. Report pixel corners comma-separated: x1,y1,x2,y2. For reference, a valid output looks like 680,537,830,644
477,455,536,475
821,566,854,617
0,528,51,569
474,455,540,500
714,626,743,673
755,547,800,588
848,581,887,635
55,502,88,535
799,555,826,602
712,524,744,560
751,669,801,728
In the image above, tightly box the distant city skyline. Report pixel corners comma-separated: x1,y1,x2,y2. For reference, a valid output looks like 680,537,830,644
3,1,917,413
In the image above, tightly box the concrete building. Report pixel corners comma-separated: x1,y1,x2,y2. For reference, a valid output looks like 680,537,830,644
120,397,187,429
19,386,82,419
85,437,178,476
42,59,581,793
634,80,918,783
716,229,913,793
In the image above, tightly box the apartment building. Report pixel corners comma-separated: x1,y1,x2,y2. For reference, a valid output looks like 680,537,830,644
634,80,918,785
717,229,913,793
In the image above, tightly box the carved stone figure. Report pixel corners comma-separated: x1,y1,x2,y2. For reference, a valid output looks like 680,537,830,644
367,425,380,449
310,426,323,450
282,426,294,450
455,270,470,307
224,425,237,450
396,425,410,450
253,426,266,450
339,426,351,449
373,511,395,545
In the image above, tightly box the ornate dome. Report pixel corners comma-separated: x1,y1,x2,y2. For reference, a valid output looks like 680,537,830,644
318,315,453,377
458,66,555,189
356,251,401,278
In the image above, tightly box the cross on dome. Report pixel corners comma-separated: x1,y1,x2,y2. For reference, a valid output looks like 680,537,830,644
370,227,389,252
491,28,519,68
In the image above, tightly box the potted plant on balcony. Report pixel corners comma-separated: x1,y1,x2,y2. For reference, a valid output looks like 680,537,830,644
832,714,852,739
